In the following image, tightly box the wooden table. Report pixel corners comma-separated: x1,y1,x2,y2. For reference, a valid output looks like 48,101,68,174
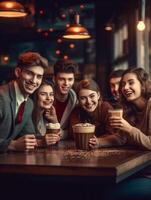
0,141,151,183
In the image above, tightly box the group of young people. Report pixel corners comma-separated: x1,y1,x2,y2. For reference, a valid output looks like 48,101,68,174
0,51,78,151
0,50,151,199
0,51,151,153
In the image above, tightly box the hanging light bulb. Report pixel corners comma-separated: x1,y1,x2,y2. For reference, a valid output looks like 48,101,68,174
137,0,146,31
137,20,145,31
0,1,27,18
62,14,91,39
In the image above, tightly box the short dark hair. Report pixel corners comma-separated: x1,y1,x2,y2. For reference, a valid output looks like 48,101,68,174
53,59,78,76
109,69,125,80
17,51,48,69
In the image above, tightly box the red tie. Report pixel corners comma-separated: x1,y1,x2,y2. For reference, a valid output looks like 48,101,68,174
15,101,26,124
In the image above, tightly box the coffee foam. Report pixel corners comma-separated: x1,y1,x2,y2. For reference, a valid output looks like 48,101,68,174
72,123,95,133
46,123,60,129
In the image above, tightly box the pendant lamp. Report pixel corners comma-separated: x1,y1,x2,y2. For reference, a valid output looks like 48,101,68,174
62,14,91,39
0,1,27,18
137,0,146,31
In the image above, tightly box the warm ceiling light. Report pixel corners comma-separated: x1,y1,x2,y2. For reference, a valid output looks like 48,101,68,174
137,0,146,31
56,50,61,55
57,38,62,43
62,14,91,39
105,27,112,31
0,1,27,18
137,20,145,31
64,55,69,60
69,43,75,48
105,22,114,31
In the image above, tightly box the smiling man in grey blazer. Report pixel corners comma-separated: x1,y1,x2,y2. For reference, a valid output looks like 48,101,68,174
0,51,48,152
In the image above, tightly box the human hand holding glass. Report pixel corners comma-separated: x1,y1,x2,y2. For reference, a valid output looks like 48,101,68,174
109,109,133,133
45,123,61,146
89,135,100,149
8,134,37,151
108,108,123,133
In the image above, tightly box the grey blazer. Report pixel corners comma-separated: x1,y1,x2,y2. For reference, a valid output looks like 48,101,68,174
0,81,35,152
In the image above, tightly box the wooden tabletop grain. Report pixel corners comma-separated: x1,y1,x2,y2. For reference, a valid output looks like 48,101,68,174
0,141,151,183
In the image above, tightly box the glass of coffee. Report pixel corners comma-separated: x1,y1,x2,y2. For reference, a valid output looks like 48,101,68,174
72,123,95,150
108,108,123,118
46,123,60,146
108,108,123,133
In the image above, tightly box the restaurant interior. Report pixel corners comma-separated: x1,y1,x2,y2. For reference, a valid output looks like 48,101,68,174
0,1,151,199
0,0,151,97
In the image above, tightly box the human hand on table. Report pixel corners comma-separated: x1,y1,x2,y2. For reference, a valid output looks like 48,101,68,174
89,135,100,149
8,134,37,151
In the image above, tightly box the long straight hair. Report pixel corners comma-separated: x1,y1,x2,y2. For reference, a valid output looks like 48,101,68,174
32,80,55,133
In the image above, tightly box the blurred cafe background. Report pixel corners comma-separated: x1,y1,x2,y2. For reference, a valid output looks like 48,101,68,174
0,0,151,97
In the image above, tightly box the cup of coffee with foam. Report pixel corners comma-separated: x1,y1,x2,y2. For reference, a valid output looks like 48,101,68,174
72,123,95,150
46,123,60,146
46,123,60,135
